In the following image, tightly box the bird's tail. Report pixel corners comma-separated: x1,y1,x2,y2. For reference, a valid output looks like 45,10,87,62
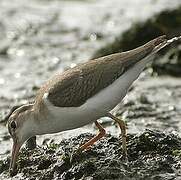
152,35,181,54
130,35,181,73
139,35,181,66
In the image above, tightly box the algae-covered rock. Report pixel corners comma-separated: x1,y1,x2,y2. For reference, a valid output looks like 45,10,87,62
93,6,181,76
0,158,9,174
1,130,181,179
152,45,181,76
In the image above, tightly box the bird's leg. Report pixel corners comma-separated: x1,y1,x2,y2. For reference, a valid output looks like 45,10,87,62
107,113,127,158
78,120,106,152
26,136,36,150
70,121,106,163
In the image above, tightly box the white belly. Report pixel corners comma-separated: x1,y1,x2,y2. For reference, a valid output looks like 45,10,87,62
42,57,151,134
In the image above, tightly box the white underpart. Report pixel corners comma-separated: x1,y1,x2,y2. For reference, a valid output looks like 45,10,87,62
39,38,179,135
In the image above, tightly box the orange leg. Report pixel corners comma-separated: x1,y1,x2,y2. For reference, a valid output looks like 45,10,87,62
78,121,106,151
107,113,127,158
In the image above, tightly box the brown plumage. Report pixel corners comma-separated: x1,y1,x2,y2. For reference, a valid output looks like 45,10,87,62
35,35,166,108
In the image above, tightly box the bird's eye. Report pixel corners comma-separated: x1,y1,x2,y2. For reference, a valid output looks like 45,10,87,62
10,121,17,130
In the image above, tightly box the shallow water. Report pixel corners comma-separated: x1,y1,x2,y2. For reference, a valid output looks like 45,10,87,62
0,0,181,179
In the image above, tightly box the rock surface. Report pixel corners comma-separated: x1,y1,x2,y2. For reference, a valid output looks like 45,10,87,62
1,130,181,179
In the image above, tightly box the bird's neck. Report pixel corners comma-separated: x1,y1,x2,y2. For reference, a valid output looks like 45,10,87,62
32,103,62,135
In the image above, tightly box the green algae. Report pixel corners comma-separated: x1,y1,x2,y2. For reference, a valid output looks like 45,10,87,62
172,149,181,157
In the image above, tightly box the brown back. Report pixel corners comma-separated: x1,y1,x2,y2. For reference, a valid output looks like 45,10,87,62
35,35,166,108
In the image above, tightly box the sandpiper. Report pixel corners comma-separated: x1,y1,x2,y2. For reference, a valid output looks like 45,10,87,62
6,35,180,175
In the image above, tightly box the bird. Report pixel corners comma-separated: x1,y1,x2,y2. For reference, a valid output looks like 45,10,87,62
6,35,180,176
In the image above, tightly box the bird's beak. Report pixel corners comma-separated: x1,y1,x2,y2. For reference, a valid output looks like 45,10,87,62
9,139,21,176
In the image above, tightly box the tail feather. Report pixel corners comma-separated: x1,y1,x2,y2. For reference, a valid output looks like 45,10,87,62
134,35,181,69
152,35,181,54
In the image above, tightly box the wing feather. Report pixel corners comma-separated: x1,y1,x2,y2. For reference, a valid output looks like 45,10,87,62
36,35,168,108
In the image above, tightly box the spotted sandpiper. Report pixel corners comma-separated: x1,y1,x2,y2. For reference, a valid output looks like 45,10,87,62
6,35,180,175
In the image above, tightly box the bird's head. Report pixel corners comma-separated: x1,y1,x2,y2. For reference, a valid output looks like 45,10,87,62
6,104,35,175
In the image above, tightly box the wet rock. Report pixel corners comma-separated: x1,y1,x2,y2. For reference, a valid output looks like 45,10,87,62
2,134,10,141
152,46,181,76
139,94,152,105
37,159,52,170
26,136,37,150
32,85,40,91
1,130,181,179
0,158,10,174
0,41,10,56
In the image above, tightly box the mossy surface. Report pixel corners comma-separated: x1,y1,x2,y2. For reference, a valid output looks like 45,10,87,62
1,130,181,179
